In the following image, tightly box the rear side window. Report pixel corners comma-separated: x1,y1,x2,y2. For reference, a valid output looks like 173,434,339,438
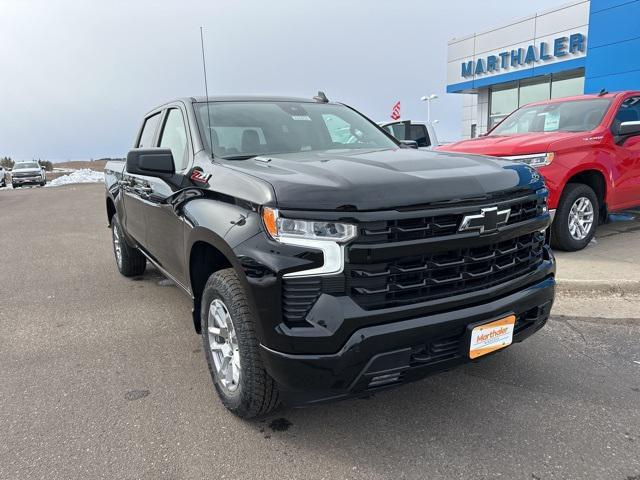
409,124,430,147
137,113,161,148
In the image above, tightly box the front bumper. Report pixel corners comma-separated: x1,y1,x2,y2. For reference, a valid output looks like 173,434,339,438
260,275,554,405
12,176,43,185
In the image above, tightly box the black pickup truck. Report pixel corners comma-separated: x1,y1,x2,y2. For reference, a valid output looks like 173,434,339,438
105,94,555,418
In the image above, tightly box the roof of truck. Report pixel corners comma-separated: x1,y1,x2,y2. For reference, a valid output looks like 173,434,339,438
524,91,640,108
145,95,339,115
189,95,328,103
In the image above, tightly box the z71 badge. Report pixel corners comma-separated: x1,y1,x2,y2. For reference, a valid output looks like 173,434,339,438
190,168,212,185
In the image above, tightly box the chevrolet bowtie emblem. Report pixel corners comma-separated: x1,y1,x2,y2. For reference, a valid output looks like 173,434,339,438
459,207,511,234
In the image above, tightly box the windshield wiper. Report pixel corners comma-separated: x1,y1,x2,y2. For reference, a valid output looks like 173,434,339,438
220,154,257,160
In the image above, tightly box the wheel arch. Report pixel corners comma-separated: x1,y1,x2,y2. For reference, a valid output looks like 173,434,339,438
562,169,607,219
186,227,255,334
106,196,116,226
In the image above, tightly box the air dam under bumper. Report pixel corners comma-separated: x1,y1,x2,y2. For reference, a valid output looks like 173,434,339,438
260,276,555,405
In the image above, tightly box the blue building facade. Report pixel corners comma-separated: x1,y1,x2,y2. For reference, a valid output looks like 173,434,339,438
584,0,640,93
446,0,640,139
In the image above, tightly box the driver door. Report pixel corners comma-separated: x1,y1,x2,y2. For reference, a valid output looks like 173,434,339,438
142,106,192,287
122,111,162,246
610,96,640,209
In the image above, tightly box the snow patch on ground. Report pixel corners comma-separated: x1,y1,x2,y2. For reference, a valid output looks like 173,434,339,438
46,169,104,187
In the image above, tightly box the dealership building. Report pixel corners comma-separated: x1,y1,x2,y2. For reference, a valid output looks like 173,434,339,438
447,0,640,139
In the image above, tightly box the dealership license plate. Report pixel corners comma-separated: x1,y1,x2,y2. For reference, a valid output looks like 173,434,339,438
469,315,516,359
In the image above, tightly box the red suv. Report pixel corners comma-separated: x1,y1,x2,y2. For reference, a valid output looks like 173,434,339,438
438,92,640,251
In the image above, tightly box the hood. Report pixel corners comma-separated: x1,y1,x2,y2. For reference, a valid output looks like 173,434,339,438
220,148,543,211
438,132,583,157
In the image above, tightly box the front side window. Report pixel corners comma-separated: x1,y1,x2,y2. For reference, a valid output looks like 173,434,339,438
159,109,189,171
195,101,397,159
409,124,430,147
491,99,611,136
138,112,161,148
612,97,640,134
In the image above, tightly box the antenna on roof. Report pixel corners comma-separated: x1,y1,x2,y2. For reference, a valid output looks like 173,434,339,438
598,88,608,96
200,27,214,159
313,91,329,103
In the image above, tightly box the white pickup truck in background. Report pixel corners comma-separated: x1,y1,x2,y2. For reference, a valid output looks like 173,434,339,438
379,120,439,149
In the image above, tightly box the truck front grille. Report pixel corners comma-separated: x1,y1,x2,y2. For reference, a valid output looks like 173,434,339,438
358,195,542,244
348,231,545,310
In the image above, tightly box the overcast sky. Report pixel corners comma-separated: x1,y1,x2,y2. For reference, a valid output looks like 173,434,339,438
0,0,564,161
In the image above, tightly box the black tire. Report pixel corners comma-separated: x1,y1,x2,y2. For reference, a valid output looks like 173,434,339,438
201,268,280,419
40,182,45,187
110,214,146,277
551,183,599,251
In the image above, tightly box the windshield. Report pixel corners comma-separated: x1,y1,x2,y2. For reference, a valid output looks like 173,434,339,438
14,162,40,169
195,101,397,159
490,98,611,135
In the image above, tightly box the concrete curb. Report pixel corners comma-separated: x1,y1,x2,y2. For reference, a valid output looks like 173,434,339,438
556,279,640,295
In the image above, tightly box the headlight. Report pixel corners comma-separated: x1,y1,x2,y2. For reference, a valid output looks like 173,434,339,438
503,152,554,167
262,207,357,244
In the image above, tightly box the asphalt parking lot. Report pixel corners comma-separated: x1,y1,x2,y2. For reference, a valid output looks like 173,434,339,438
1,184,639,480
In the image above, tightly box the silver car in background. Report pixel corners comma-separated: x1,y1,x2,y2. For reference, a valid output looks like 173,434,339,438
11,162,46,188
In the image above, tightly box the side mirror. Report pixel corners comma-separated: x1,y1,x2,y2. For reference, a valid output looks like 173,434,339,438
619,121,640,137
126,148,175,176
399,140,419,149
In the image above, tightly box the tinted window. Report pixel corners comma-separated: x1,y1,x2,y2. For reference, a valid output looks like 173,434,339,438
409,124,430,147
159,109,189,170
612,97,640,134
195,101,397,158
137,113,161,148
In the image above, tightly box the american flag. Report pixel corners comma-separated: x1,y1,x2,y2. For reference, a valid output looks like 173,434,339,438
390,101,401,120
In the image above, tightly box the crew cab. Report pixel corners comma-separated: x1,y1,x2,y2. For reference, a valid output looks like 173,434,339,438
11,161,46,188
438,92,640,251
105,94,555,418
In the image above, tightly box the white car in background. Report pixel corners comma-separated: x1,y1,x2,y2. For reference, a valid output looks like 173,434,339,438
11,161,46,188
379,120,439,149
0,166,6,187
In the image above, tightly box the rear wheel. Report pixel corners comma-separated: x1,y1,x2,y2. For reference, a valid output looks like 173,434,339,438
201,268,280,419
551,183,599,251
110,214,146,276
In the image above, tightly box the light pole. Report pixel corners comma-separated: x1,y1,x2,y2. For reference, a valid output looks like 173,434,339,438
420,94,438,123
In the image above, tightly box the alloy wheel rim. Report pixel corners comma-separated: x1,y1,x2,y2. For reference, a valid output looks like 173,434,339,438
568,196,594,241
207,299,241,393
112,224,123,268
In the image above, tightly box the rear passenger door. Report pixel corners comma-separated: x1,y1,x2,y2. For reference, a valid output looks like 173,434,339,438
122,111,162,245
142,106,192,287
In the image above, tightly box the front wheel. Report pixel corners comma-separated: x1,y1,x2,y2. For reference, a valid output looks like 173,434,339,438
551,183,599,251
201,268,280,419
